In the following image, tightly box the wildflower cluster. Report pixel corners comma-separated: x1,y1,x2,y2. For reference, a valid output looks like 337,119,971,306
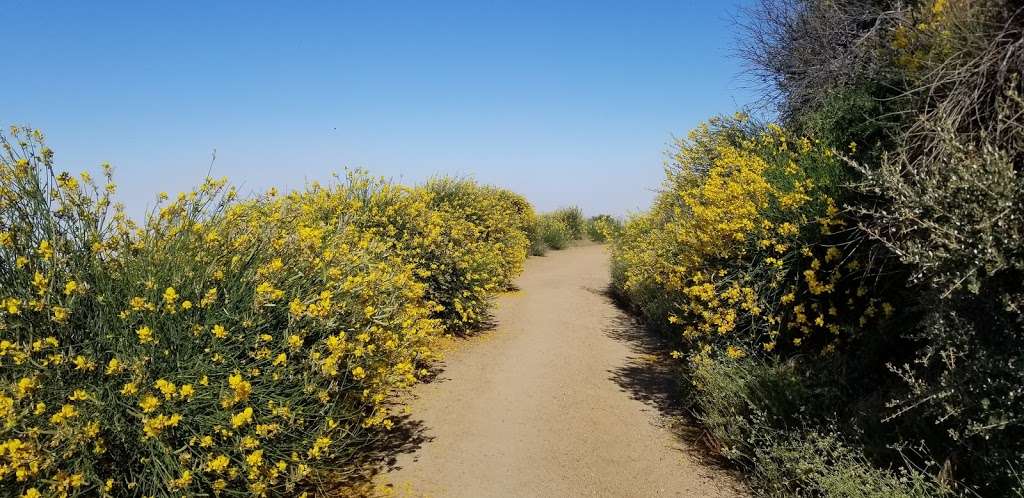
0,128,532,497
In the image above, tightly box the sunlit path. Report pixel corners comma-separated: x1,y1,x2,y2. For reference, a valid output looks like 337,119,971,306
381,244,746,497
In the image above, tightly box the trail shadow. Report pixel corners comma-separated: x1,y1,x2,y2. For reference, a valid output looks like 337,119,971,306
316,414,433,496
327,313,507,495
445,312,499,339
602,292,690,421
598,286,741,473
416,357,453,386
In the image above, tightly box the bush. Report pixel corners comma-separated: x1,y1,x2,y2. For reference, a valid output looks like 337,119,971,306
609,114,949,496
417,178,533,331
536,214,571,251
612,1,1024,494
0,129,532,497
550,206,584,240
613,113,855,356
585,215,621,242
692,357,946,498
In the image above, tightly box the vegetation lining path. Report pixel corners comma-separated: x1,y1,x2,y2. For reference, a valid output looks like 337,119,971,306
382,244,746,497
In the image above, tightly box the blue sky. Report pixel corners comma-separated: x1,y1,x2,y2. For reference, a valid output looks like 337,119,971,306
2,1,758,218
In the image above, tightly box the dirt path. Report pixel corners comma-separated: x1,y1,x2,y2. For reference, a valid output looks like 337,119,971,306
381,244,746,497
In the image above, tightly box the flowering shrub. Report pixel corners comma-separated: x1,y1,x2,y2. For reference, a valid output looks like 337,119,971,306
609,114,939,493
550,206,584,241
533,214,570,252
616,0,1024,494
0,128,532,497
418,178,533,330
612,114,868,359
584,215,621,243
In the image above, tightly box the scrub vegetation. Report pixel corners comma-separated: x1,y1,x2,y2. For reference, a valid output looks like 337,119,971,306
0,131,534,497
611,0,1024,495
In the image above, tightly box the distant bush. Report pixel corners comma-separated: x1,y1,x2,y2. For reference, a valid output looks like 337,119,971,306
585,215,621,242
550,206,584,240
536,214,571,251
528,227,549,256
0,129,533,497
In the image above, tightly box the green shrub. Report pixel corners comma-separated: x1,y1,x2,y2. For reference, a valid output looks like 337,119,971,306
752,431,945,498
551,206,584,240
692,357,947,497
528,227,548,256
536,214,570,251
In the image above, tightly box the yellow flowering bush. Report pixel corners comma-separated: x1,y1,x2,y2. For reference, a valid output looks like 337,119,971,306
0,128,532,497
612,114,877,359
416,178,533,330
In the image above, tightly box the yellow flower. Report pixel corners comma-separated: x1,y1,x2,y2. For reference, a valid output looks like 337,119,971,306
351,366,366,379
37,239,53,260
272,353,287,367
231,406,254,428
31,271,47,293
725,345,746,359
245,449,264,468
137,325,155,344
73,355,95,371
882,302,895,318
129,296,148,311
4,298,20,315
206,454,230,473
211,324,228,339
228,373,252,403
51,306,70,323
307,436,331,459
179,384,195,399
142,413,181,439
121,382,138,396
15,377,37,398
50,403,79,424
139,394,160,413
170,470,193,489
288,299,305,318
155,379,177,399
200,287,218,307
106,358,123,375
68,389,89,401
163,286,178,303
64,280,79,295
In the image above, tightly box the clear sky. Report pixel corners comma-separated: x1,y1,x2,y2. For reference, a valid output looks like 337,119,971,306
2,0,758,218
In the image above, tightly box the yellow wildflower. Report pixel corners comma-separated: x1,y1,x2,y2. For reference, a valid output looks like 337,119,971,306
137,325,155,344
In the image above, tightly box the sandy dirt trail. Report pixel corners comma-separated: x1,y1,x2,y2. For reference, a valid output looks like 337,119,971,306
381,244,746,497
